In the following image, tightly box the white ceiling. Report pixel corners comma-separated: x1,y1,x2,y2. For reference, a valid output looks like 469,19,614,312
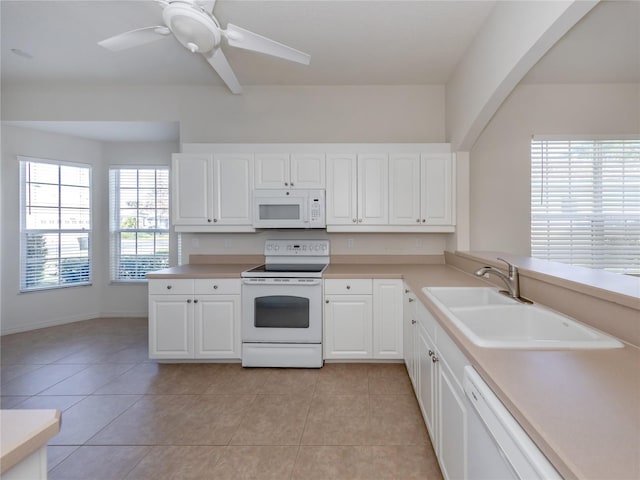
1,1,637,89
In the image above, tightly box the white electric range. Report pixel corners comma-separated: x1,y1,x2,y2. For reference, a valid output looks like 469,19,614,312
241,239,329,368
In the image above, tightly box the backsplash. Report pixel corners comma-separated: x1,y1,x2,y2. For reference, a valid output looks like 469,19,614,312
180,231,450,262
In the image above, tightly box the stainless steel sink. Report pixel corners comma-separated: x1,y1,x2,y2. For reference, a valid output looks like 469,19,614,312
423,287,623,349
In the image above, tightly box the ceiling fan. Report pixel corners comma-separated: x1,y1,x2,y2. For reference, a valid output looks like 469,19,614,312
97,0,310,94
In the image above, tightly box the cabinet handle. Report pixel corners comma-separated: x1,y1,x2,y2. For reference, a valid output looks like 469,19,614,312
325,299,329,304
346,285,351,290
290,182,294,187
404,289,410,294
422,219,426,223
285,182,289,186
416,219,420,223
207,219,212,223
358,219,363,223
187,299,192,303
352,218,357,223
428,349,434,357
213,218,218,223
432,355,439,364
411,319,416,325
408,298,414,302
213,285,218,290
193,299,198,303
166,285,172,290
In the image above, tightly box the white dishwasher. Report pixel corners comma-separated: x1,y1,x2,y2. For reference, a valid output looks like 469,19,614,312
463,366,562,480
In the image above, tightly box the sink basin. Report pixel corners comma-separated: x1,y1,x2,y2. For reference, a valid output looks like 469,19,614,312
423,287,623,349
423,287,518,308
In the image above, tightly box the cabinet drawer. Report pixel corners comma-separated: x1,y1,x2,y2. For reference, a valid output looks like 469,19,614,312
194,278,241,295
148,279,194,295
324,279,372,295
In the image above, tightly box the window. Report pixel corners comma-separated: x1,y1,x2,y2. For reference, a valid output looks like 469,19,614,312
110,167,170,281
20,158,92,291
531,137,640,275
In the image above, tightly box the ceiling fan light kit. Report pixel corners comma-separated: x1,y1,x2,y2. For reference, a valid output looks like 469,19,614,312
98,0,310,94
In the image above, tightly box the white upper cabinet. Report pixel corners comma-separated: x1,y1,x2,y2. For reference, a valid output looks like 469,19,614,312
389,153,421,225
326,153,388,225
290,153,326,188
255,153,325,189
326,153,358,225
214,153,254,225
172,152,254,231
358,153,389,225
172,153,214,226
176,144,454,232
421,153,453,225
389,152,455,227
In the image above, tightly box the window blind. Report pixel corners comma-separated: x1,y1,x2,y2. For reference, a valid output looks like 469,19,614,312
20,157,92,291
531,138,640,274
109,167,170,281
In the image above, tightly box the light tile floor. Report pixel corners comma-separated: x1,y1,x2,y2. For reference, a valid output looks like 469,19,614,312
1,318,443,480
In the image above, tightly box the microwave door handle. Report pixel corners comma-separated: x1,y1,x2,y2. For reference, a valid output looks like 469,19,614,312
302,197,309,224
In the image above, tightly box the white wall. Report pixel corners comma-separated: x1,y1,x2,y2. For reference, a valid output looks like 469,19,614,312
2,85,446,144
1,125,104,333
0,124,177,333
469,83,640,254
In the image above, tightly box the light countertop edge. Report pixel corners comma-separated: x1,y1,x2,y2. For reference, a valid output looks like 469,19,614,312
0,409,61,474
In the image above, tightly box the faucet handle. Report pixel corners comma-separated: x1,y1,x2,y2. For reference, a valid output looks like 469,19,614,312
496,257,517,276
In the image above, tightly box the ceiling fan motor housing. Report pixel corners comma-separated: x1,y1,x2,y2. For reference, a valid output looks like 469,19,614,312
162,3,221,53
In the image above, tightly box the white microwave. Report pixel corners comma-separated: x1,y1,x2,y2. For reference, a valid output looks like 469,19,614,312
253,189,326,229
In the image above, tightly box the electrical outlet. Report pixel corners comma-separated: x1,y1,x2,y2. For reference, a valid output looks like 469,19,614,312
347,238,354,249
191,237,200,248
223,239,231,249
415,237,423,248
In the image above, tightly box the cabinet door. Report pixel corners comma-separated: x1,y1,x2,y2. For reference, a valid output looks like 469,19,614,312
254,153,290,189
149,295,194,359
194,295,240,359
326,154,358,225
324,294,372,359
437,358,468,480
213,153,254,225
172,153,213,225
290,153,325,188
403,287,418,388
373,279,403,359
358,154,388,224
421,153,453,225
389,153,421,225
418,326,437,440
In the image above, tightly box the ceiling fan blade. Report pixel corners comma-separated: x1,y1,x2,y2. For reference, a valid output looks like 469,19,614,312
224,23,310,65
205,49,243,94
98,26,170,52
197,0,216,13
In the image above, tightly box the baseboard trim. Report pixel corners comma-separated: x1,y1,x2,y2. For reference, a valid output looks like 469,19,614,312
0,311,147,335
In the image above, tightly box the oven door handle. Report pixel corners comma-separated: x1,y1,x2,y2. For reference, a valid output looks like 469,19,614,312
242,278,322,286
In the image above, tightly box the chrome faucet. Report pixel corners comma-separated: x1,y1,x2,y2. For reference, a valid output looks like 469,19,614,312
474,258,532,303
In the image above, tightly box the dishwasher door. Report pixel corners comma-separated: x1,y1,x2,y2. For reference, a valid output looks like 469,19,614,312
463,366,562,480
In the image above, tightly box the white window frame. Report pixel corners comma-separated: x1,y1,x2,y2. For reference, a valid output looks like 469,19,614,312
531,136,640,275
109,166,170,282
19,156,92,291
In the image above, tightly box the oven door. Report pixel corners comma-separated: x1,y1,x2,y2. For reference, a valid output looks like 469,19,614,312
242,278,322,343
253,190,308,228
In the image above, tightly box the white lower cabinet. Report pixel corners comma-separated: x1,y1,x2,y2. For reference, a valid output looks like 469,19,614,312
149,278,241,360
403,287,419,388
323,278,402,360
412,293,470,480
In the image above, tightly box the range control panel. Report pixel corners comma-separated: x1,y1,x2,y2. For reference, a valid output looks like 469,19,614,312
264,240,330,256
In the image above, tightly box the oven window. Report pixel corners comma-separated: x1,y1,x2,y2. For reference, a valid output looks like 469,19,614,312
254,296,309,328
259,204,300,220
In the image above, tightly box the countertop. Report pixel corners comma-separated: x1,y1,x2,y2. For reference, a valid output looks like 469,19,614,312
0,409,61,474
148,261,640,479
